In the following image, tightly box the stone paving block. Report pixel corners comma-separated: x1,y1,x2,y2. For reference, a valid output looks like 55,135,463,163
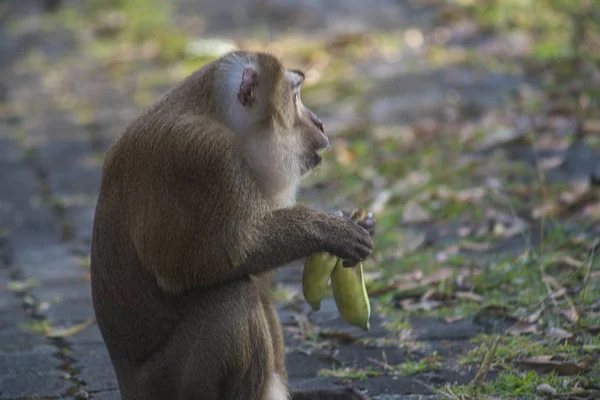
43,298,95,327
0,326,48,354
307,298,389,339
78,365,119,394
285,351,338,379
0,346,71,399
411,317,484,341
332,343,409,370
62,324,105,346
88,389,121,400
69,344,118,393
16,245,86,284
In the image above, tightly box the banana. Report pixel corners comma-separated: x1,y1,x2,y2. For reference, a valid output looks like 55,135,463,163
302,251,337,311
330,209,371,331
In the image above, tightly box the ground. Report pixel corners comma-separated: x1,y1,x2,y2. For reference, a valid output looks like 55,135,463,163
0,0,599,399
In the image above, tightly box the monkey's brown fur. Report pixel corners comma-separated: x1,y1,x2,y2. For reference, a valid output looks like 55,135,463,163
91,51,373,400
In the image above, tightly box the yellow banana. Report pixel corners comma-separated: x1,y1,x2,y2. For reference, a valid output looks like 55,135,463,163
330,209,371,331
302,251,337,311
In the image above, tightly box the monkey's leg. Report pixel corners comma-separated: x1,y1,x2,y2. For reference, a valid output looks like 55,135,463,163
257,275,287,379
178,279,281,400
291,387,369,400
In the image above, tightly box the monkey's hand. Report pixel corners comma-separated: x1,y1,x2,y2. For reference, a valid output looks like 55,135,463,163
330,209,376,238
321,212,374,269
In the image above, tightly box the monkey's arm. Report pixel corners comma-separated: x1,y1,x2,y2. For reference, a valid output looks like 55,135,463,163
231,205,373,281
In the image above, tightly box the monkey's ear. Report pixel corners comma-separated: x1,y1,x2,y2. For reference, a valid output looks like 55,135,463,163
237,66,258,108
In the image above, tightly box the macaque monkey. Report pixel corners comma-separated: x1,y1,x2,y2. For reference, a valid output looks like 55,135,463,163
90,50,375,400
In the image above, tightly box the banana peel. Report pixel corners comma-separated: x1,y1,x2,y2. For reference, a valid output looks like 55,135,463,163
330,209,371,331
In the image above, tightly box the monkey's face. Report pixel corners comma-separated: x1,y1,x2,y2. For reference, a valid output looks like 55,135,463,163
232,54,328,179
284,70,329,175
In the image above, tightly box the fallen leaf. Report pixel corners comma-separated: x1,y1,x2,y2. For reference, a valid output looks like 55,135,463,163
520,356,589,375
548,256,585,269
474,126,528,152
507,321,538,335
526,308,543,324
402,201,432,223
561,306,580,323
533,181,597,219
45,318,96,338
461,240,493,252
444,316,464,324
583,119,600,133
536,383,557,396
455,291,485,302
318,330,357,344
435,245,460,263
539,156,564,170
6,279,40,293
545,327,573,340
420,267,454,285
399,298,443,311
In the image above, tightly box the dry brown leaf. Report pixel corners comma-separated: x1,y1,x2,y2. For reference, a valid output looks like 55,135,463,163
532,181,597,219
435,245,460,263
545,327,573,340
402,201,432,223
474,126,527,152
507,321,538,335
45,318,95,338
553,256,585,269
561,306,580,323
399,298,442,311
520,356,589,375
536,383,557,396
420,267,453,285
455,291,485,302
525,308,543,324
583,202,600,218
458,226,472,237
539,156,564,170
318,330,357,344
461,240,493,252
583,119,600,133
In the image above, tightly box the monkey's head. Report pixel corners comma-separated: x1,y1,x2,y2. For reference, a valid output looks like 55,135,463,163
218,51,329,180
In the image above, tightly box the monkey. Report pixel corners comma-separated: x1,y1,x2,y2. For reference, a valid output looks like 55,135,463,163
90,50,375,400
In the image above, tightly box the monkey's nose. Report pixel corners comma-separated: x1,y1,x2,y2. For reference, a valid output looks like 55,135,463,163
307,110,325,133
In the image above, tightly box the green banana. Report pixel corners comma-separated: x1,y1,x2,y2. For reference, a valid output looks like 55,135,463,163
330,208,371,331
302,251,337,311
330,257,371,331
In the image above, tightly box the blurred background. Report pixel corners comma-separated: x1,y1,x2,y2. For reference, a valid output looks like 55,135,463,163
1,0,599,399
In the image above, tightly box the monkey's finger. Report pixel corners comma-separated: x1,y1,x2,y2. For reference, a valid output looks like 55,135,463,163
358,217,376,238
341,245,372,268
342,259,359,268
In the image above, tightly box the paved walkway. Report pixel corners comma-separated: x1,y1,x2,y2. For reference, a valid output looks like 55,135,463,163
0,1,532,399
